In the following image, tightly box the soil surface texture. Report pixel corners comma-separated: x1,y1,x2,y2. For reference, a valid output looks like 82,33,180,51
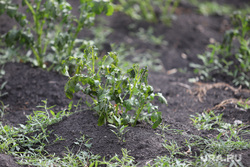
0,0,250,166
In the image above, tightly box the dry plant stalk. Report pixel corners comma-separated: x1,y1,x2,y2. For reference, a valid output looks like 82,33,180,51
189,82,250,102
206,98,250,112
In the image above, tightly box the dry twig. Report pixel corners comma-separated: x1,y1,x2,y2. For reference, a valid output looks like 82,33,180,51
189,82,250,102
206,98,250,112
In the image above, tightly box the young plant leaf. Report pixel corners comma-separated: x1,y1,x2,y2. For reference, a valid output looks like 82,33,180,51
151,112,162,129
156,93,168,105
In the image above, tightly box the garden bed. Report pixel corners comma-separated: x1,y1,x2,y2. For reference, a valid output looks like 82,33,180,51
0,0,249,166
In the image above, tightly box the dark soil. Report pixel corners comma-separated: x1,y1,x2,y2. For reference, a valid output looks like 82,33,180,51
0,154,21,167
0,0,250,166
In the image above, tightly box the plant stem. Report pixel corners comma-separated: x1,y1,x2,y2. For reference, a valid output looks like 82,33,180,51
67,17,83,56
24,0,44,67
133,104,145,127
92,48,95,73
30,45,41,66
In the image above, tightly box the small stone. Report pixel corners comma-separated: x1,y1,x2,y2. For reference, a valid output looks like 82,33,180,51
209,38,216,44
234,120,242,126
181,53,187,59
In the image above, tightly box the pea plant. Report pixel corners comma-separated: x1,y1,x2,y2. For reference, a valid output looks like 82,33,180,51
190,12,250,88
0,0,113,69
115,0,180,26
64,47,167,129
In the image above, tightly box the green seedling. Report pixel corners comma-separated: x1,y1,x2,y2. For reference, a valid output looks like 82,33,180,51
153,0,180,26
197,1,233,16
0,121,50,154
62,148,100,167
0,81,8,98
203,136,250,156
146,156,192,167
190,12,250,88
189,110,250,158
15,131,100,167
0,99,70,153
26,99,67,136
109,124,128,142
111,43,164,71
16,146,100,167
189,0,250,16
237,99,250,110
0,99,77,166
132,51,163,71
156,123,184,136
0,101,8,118
183,133,250,167
132,27,168,46
1,0,113,69
163,140,183,158
90,24,113,54
190,110,250,142
74,134,92,150
190,111,224,131
53,134,65,143
0,40,15,65
64,47,167,128
109,115,129,142
116,0,179,26
110,43,135,70
100,148,136,167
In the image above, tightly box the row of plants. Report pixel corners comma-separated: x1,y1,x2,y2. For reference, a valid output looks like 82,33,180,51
188,0,250,16
1,0,248,88
190,12,250,88
0,0,168,131
1,0,113,69
0,0,249,166
0,100,132,166
0,0,179,68
1,99,249,166
115,0,180,26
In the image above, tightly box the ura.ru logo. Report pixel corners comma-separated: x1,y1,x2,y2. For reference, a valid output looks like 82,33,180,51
200,153,243,167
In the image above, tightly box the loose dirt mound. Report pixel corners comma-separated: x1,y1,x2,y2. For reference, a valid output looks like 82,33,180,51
1,62,249,166
0,154,21,167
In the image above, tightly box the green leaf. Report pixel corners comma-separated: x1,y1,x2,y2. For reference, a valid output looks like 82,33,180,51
65,84,73,99
146,103,154,113
94,80,100,86
152,117,162,129
98,113,105,126
148,93,155,101
156,93,167,105
65,77,81,99
146,85,153,95
127,68,136,78
121,114,131,125
50,110,55,117
15,13,27,27
151,111,160,122
113,115,121,125
62,65,70,77
151,112,162,129
6,5,17,18
140,66,148,83
84,143,92,149
68,101,73,111
124,99,133,111
5,29,19,46
105,4,114,16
